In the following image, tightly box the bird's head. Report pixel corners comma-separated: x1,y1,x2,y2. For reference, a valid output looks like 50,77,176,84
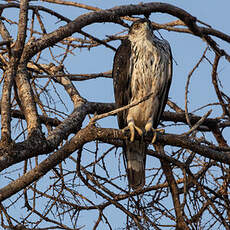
128,18,153,39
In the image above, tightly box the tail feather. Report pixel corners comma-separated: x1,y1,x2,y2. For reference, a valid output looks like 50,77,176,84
125,141,147,190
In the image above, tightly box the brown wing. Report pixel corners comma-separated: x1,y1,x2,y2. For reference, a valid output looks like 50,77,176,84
112,39,132,129
153,43,173,129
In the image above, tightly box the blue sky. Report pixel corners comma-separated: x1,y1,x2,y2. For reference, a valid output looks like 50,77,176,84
1,1,230,229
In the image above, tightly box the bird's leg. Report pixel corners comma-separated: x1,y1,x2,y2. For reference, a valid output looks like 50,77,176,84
123,120,143,142
145,122,164,144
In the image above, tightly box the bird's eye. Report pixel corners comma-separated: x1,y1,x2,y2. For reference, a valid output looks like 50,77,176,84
133,23,140,30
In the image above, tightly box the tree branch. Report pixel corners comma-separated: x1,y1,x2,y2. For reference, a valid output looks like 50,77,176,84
19,2,230,64
155,144,189,229
14,0,29,59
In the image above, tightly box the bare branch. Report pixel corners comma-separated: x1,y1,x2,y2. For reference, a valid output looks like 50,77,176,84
14,0,29,58
180,109,212,136
90,93,154,124
212,54,230,117
185,47,208,127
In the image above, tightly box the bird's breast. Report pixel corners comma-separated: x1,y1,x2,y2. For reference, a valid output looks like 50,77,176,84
127,38,168,128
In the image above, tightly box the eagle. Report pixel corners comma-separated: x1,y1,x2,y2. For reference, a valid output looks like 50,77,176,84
112,18,172,190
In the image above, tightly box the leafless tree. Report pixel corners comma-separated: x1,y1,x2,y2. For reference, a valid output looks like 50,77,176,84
0,1,230,229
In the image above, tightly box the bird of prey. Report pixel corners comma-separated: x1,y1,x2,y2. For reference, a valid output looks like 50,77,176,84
112,18,172,190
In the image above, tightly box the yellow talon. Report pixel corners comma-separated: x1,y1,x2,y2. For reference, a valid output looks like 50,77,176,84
149,128,165,144
123,123,143,142
152,131,157,144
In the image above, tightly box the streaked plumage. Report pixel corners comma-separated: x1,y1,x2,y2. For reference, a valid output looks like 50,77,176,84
113,19,172,190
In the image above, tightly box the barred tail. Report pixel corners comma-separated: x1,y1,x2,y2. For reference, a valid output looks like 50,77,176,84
125,141,147,190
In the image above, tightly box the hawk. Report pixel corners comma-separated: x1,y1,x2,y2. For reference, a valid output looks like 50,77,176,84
113,18,172,190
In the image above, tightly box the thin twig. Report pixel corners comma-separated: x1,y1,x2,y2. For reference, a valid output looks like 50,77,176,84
185,47,209,127
33,71,112,80
90,93,154,124
180,109,212,137
212,54,230,117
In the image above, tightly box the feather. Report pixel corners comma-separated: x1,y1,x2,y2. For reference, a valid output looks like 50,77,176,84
113,19,172,190
113,38,131,129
